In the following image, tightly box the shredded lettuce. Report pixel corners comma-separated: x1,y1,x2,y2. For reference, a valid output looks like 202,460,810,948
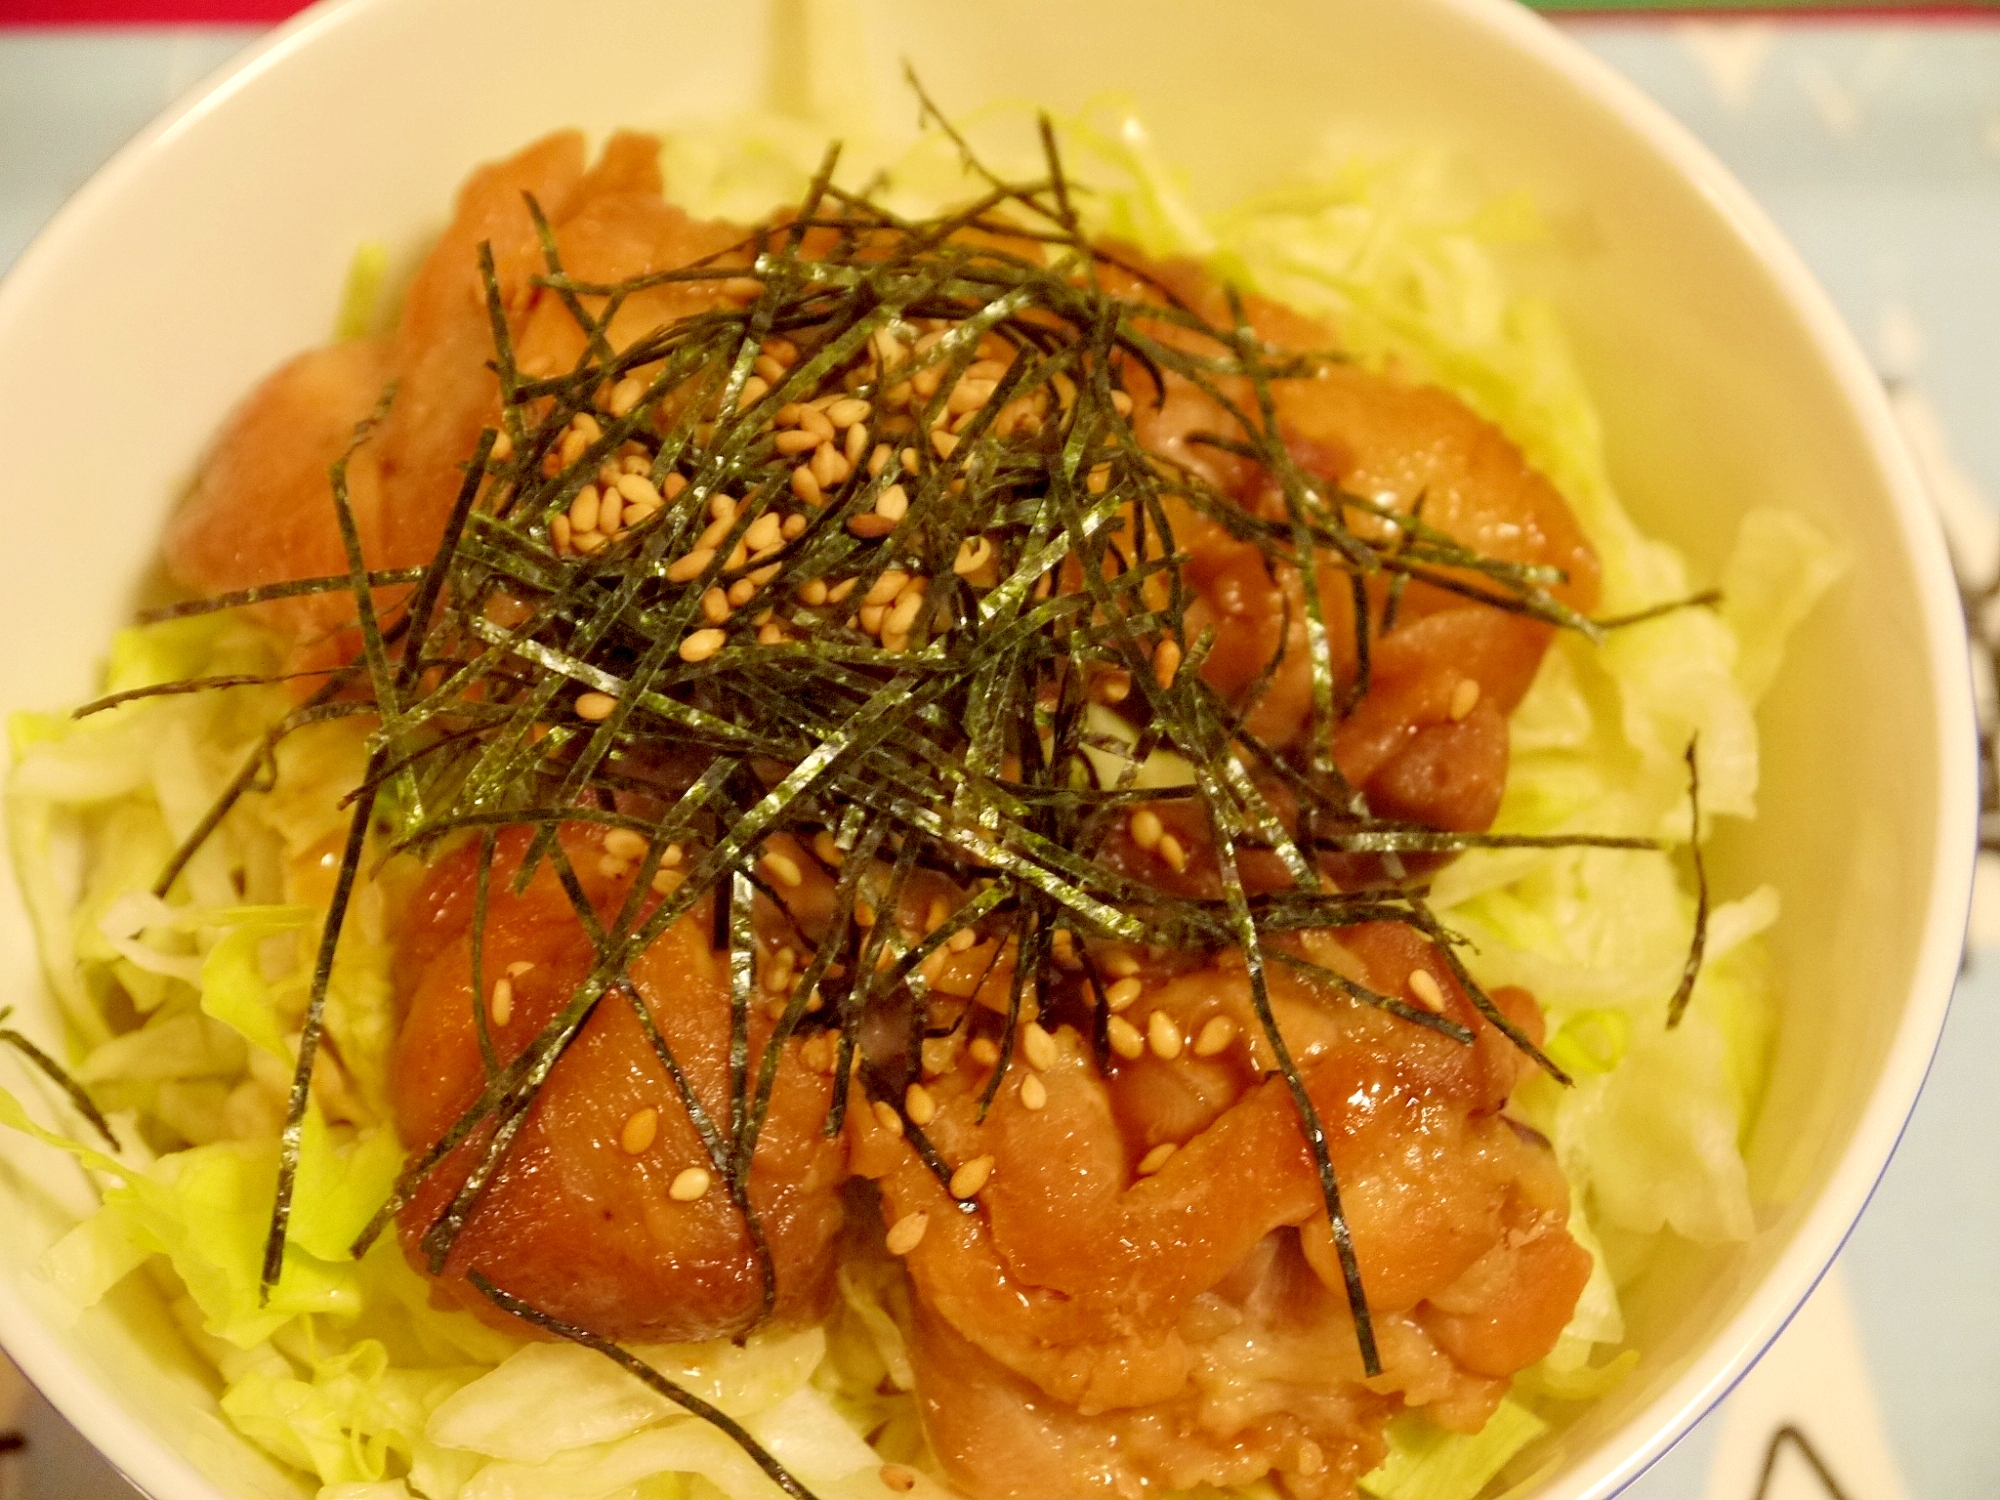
1360,1402,1549,1500
0,106,1842,1500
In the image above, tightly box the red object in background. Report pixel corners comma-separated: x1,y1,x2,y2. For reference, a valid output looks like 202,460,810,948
0,0,308,21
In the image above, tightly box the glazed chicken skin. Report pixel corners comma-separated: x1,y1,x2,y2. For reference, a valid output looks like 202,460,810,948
848,924,1588,1499
391,825,846,1342
163,130,747,675
162,131,1604,1500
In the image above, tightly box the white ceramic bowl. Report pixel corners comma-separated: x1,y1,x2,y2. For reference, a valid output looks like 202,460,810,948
0,1,1974,1497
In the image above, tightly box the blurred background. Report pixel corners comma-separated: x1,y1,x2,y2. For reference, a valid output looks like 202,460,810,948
1,2,1996,1498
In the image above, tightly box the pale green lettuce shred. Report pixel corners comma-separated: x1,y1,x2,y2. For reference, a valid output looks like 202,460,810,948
0,110,1844,1500
1360,1402,1548,1500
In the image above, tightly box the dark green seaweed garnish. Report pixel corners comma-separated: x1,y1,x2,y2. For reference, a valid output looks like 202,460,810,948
1667,739,1710,1030
0,1006,118,1151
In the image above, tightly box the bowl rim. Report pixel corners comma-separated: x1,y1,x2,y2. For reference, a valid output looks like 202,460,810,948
0,1,1975,1498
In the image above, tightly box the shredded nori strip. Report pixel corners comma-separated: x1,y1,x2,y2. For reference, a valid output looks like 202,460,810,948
0,1007,118,1151
1666,739,1710,1029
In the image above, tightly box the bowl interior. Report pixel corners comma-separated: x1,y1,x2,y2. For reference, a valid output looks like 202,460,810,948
0,1,1970,1498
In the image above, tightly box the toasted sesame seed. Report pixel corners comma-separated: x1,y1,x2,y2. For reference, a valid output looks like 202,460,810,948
901,446,920,475
953,535,993,576
1450,677,1482,721
858,602,888,635
669,1166,711,1201
572,529,607,555
652,866,685,896
660,473,689,500
949,1155,995,1199
489,977,514,1027
968,1036,1001,1067
575,692,617,721
847,513,896,539
810,831,843,868
947,377,997,415
865,570,910,606
1147,1010,1185,1060
754,354,786,384
737,375,770,411
597,854,630,879
844,419,869,466
1193,1015,1238,1057
600,493,626,534
884,1212,928,1257
742,512,783,555
827,577,859,604
798,406,835,443
763,850,805,888
808,444,848,490
620,1108,659,1155
559,428,590,467
782,512,807,539
775,428,820,456
921,1038,955,1077
488,428,514,462
1153,638,1183,689
701,586,732,624
666,547,715,584
1107,1015,1145,1060
1156,833,1188,873
608,377,645,417
931,429,958,459
1104,977,1143,1012
875,484,910,522
551,514,572,554
1021,1021,1058,1072
1296,1440,1325,1477
1111,389,1134,417
658,843,683,867
1408,968,1448,1013
1105,952,1141,979
604,828,648,861
791,464,824,506
568,485,601,534
1137,1141,1177,1175
824,397,868,429
610,473,654,510
799,577,830,607
507,960,535,978
885,589,925,636
1129,809,1164,851
679,628,728,663
854,900,876,928
722,276,764,300
947,927,977,952
871,1099,905,1137
905,1083,938,1127
1020,1073,1048,1111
